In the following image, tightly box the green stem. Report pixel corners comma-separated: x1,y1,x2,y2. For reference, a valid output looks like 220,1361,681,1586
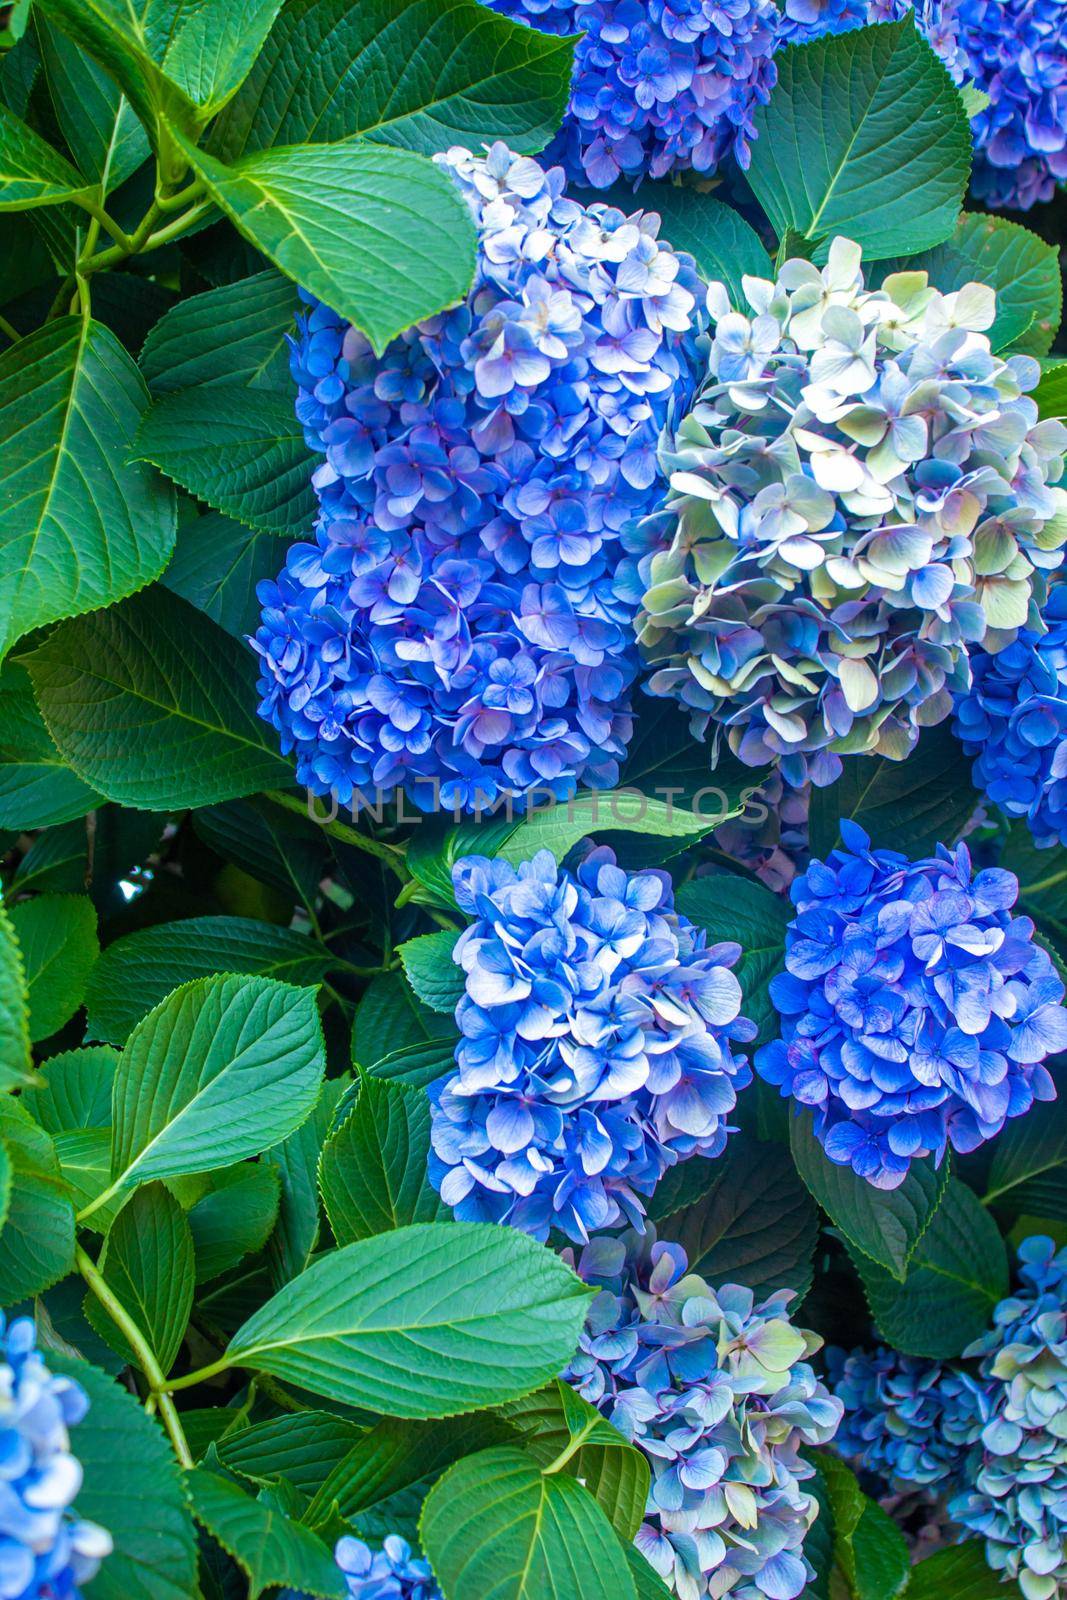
76,1245,194,1468
161,1356,232,1394
542,1420,598,1475
76,1177,125,1226
266,790,410,878
0,312,20,344
78,198,210,276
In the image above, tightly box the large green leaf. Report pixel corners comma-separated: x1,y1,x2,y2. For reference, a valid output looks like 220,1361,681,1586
109,973,327,1191
216,1410,365,1497
36,14,149,193
0,901,32,1091
0,661,101,829
675,874,788,1050
176,133,477,356
497,788,728,867
212,0,574,161
140,271,297,395
9,892,98,1042
984,1076,1067,1222
852,1178,1008,1358
0,99,91,207
900,213,1061,356
266,1076,347,1286
420,1446,636,1600
789,1109,948,1280
225,1222,592,1416
397,930,463,1015
0,317,176,662
188,1470,344,1600
352,970,458,1061
818,1454,910,1600
24,1045,117,1134
1034,362,1067,422
364,1035,459,1090
85,916,333,1045
25,588,293,809
749,21,970,259
50,1352,198,1600
319,1074,445,1245
84,1182,194,1375
135,386,315,536
162,513,283,639
0,1099,75,1299
807,724,975,861
187,1162,281,1283
907,1543,1025,1600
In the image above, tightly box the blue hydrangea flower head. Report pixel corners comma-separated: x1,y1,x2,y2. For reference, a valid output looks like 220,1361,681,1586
755,821,1067,1187
335,1535,440,1600
950,1236,1067,1600
777,0,1067,211
827,1345,984,1489
564,1228,843,1599
624,238,1067,789
479,0,780,189
254,143,704,814
954,583,1067,849
0,1313,112,1600
427,846,756,1241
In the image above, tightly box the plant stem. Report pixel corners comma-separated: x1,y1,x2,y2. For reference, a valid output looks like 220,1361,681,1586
161,1356,232,1394
75,1245,194,1469
265,790,411,878
0,312,20,344
78,197,211,276
542,1419,598,1475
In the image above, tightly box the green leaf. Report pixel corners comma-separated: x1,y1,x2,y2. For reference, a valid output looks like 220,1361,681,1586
420,1446,636,1600
900,212,1061,356
365,1035,459,1090
187,1161,281,1282
188,1469,344,1600
266,1076,347,1286
497,788,730,867
217,1410,364,1498
907,1542,1024,1600
749,21,970,260
818,1454,909,1600
25,588,292,809
397,930,463,1015
789,1108,948,1280
984,1069,1067,1222
36,14,149,194
352,970,457,1060
11,821,89,897
1033,361,1067,422
807,724,976,862
0,898,32,1089
85,916,333,1045
852,1178,1009,1358
319,1074,444,1245
0,98,91,207
141,271,296,395
0,1098,75,1299
175,132,477,356
606,185,772,311
135,386,315,536
0,661,102,829
652,1136,819,1300
161,512,282,638
0,316,176,662
53,1129,118,1229
226,1222,592,1417
625,1545,673,1600
84,1182,194,1374
675,874,788,1050
211,0,575,163
193,795,329,907
404,812,522,910
108,974,325,1192
24,1045,117,1133
8,892,98,1041
49,1351,198,1600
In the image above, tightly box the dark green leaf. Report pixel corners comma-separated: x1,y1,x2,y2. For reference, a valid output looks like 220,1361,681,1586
36,14,149,193
907,1542,1024,1600
0,97,90,207
11,820,88,895
267,1075,348,1285
140,271,297,394
192,796,329,907
984,1062,1067,1222
162,512,283,638
9,892,98,1041
0,661,101,828
84,1182,194,1374
675,874,788,1049
352,971,457,1061
187,1162,281,1282
0,900,31,1089
319,1075,444,1244
818,1454,909,1600
807,725,976,862
188,1470,344,1600
365,1035,458,1090
612,186,772,310
217,1410,364,1497
397,930,463,1015
0,1097,75,1299
624,1544,673,1600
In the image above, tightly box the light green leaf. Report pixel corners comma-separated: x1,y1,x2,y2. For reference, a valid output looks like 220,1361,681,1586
851,1178,1008,1358
749,21,971,259
53,1127,119,1230
84,1182,194,1374
625,1544,673,1600
807,724,975,862
420,1446,636,1600
365,1036,459,1091
0,662,102,829
319,1075,445,1245
497,788,731,867
140,270,297,395
187,1162,281,1282
0,317,176,662
0,898,33,1089
135,386,315,536
790,1108,948,1280
901,212,1061,355
0,98,90,208
25,588,293,809
24,1045,118,1133
397,930,463,1015
210,0,575,160
675,874,788,1050
85,916,333,1045
175,132,477,356
9,893,98,1042
49,1351,198,1600
225,1222,593,1417
188,1469,344,1600
0,1098,75,1299
266,1076,348,1286
110,973,326,1191
1033,361,1067,422
36,14,149,194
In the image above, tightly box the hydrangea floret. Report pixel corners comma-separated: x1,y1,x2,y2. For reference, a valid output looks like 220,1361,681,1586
254,143,703,813
564,1228,843,1599
954,583,1067,849
777,1,1067,212
427,847,756,1241
0,1314,112,1600
755,821,1067,1187
621,238,1067,789
335,1534,441,1600
480,0,779,189
826,1344,984,1489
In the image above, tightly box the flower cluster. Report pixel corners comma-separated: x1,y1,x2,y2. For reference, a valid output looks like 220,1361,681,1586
480,0,779,189
830,1238,1067,1600
427,847,755,1241
565,1229,843,1599
755,821,1067,1188
777,1,1067,212
254,143,703,813
335,1535,441,1600
0,1314,111,1600
622,239,1067,789
954,584,1067,850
